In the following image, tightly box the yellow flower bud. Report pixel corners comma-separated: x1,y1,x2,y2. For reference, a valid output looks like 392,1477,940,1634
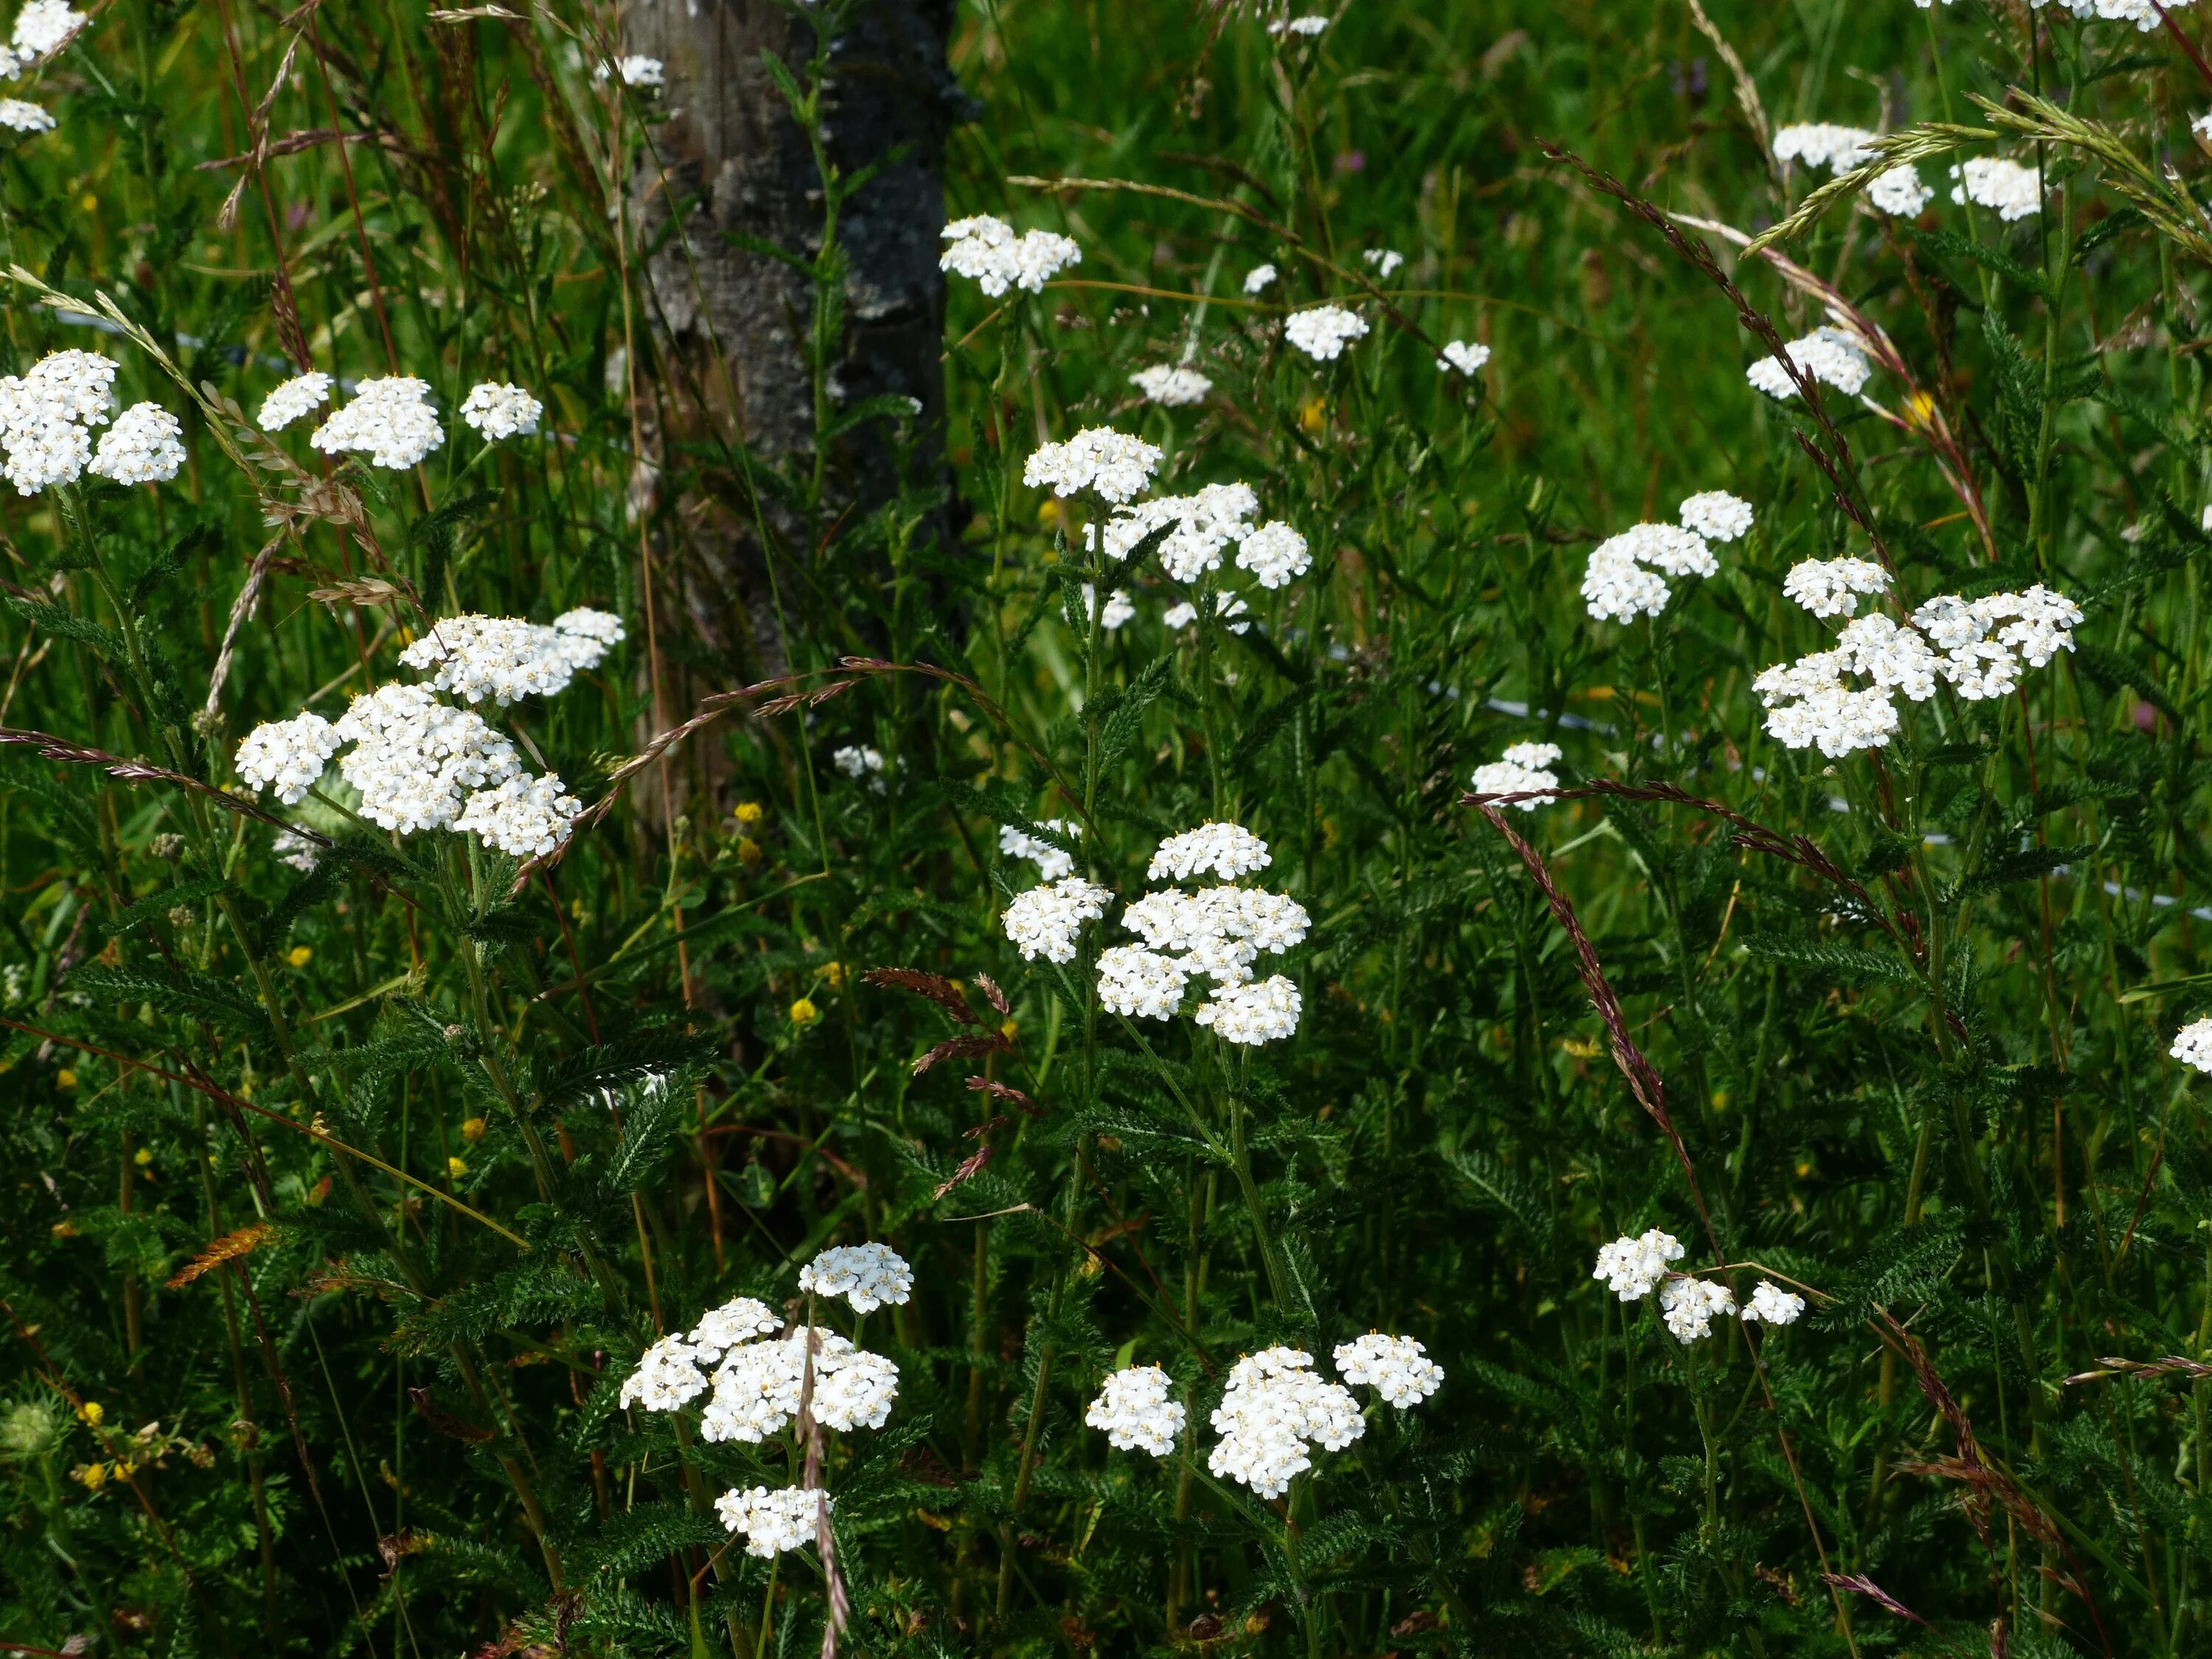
788,998,820,1028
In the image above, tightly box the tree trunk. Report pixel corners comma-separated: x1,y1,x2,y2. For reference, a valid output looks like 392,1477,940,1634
625,0,959,681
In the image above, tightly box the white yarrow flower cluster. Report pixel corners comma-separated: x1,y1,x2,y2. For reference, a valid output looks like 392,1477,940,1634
832,743,886,782
1755,585,2081,756
1130,364,1212,406
1002,877,1112,963
1121,886,1309,987
1082,584,1135,630
1024,426,1163,504
399,608,624,705
1237,520,1310,588
453,773,582,858
2172,1018,2212,1074
1741,1281,1807,1326
257,372,333,432
1243,263,1279,294
1437,339,1490,376
311,376,443,469
0,98,51,131
689,1297,782,1360
1207,1348,1364,1498
1085,1364,1186,1455
459,381,543,440
0,349,116,494
1000,820,1081,880
700,1327,900,1441
333,684,522,835
1193,975,1301,1044
9,0,83,62
1950,156,2042,221
273,829,319,873
1096,945,1191,1019
1268,14,1329,35
234,714,341,805
1746,325,1872,401
716,1486,825,1558
799,1242,913,1314
1470,740,1561,810
1149,821,1270,883
594,54,664,87
940,215,1082,296
1096,481,1301,590
1284,305,1369,361
1332,1333,1444,1407
1781,557,1891,619
1593,1229,1683,1301
1659,1276,1736,1342
1582,499,1743,622
1773,122,1877,173
619,1334,710,1411
1362,248,1405,279
1868,165,1934,218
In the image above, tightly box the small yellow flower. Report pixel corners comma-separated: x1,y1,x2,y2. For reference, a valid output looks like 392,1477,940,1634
823,961,847,990
460,1116,487,1143
788,997,820,1028
133,1147,152,1167
55,1068,76,1089
1298,396,1328,435
447,1155,468,1180
78,192,97,215
1000,1018,1019,1041
734,801,764,827
287,946,313,968
77,1401,103,1427
1905,390,1935,429
737,837,762,867
1037,498,1063,529
74,1461,108,1489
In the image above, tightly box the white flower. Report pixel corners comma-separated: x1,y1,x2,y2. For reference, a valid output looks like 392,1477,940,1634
1024,427,1163,505
400,615,582,705
1208,1348,1363,1498
1082,584,1135,630
235,714,341,804
1333,1333,1443,1407
594,54,664,87
11,0,83,60
1773,122,1878,174
1592,1230,1683,1301
1658,1276,1736,1342
459,381,543,440
799,1242,913,1314
1437,339,1490,375
454,773,581,858
940,215,1082,296
1163,601,1197,629
273,829,319,873
1581,523,1715,622
2174,1018,2212,1074
1150,821,1270,883
1243,262,1279,295
1471,740,1561,809
1086,1364,1186,1455
1868,164,1933,218
1741,1281,1806,1326
1236,521,1310,588
1839,613,1941,700
1362,248,1405,279
1757,675,1900,757
700,1328,899,1442
1002,877,1111,963
1001,819,1082,880
258,372,333,432
310,376,443,469
1267,14,1330,35
1782,557,1891,618
1130,364,1211,406
1096,945,1190,1018
715,1486,826,1558
0,349,115,495
832,744,884,780
1950,156,2042,222
1284,305,1368,361
552,607,625,666
620,1334,709,1411
1102,481,1260,579
1121,886,1308,985
334,684,521,835
1746,326,1872,400
688,1297,782,1360
1194,974,1301,1044
0,98,49,131
1677,490,1753,543
2195,111,2212,147
88,402,184,484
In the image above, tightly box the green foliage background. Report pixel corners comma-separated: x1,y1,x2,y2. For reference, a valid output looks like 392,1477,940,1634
2,0,2210,1655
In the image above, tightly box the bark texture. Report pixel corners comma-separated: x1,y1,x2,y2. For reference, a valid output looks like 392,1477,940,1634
625,0,960,679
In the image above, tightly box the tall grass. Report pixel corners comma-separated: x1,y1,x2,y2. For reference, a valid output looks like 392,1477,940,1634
2,0,2211,1655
